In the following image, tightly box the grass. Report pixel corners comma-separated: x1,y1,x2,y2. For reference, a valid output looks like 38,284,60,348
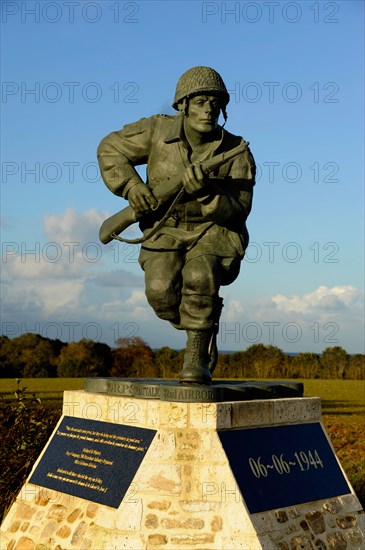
0,377,84,393
0,378,85,404
302,379,365,415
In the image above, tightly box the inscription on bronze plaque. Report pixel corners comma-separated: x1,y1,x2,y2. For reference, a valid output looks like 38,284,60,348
30,416,156,508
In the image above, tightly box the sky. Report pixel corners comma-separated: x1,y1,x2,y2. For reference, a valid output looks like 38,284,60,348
1,0,364,354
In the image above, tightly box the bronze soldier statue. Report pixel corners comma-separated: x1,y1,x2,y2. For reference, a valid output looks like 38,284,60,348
97,66,256,385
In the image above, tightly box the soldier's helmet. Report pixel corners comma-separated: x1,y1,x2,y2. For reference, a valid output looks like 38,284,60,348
172,66,230,110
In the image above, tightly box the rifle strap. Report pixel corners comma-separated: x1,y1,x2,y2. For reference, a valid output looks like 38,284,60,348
111,187,186,245
111,140,250,245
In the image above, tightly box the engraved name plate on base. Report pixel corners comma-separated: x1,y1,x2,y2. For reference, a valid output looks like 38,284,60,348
29,416,156,508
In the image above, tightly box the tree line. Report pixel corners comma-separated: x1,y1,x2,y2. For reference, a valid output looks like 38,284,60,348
0,333,364,380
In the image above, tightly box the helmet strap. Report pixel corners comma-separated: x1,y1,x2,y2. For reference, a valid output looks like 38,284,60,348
221,107,228,128
179,97,227,126
178,97,189,118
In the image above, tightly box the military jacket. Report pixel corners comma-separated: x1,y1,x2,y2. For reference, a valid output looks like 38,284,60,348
97,114,255,255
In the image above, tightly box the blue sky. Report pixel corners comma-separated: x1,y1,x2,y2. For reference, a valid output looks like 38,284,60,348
1,0,364,353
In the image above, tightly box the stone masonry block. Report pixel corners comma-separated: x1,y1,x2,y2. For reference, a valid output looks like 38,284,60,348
147,501,171,511
170,533,214,545
305,511,326,534
147,430,176,461
160,517,204,529
189,402,232,429
326,531,347,549
231,400,273,428
14,538,35,550
159,402,189,429
147,534,168,545
336,515,357,529
135,464,182,495
273,398,321,425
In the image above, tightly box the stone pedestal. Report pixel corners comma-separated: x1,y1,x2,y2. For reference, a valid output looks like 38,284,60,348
1,391,364,549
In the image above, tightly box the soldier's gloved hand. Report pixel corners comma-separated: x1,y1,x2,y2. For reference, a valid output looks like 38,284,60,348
182,164,207,195
127,183,158,212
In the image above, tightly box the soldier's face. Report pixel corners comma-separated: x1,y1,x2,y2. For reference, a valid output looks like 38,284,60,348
186,95,221,134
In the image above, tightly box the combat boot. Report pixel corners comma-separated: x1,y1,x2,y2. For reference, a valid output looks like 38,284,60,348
179,330,212,385
208,296,224,374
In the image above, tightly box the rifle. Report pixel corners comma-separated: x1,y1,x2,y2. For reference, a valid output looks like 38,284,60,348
99,140,249,245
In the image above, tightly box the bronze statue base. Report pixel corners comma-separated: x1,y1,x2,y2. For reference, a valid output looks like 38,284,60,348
84,378,303,403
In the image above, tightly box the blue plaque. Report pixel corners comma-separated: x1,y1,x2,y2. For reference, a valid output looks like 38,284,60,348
218,423,351,513
30,416,156,508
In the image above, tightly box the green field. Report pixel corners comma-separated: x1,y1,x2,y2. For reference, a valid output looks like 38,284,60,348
0,378,84,403
302,379,365,415
1,378,364,415
0,378,85,392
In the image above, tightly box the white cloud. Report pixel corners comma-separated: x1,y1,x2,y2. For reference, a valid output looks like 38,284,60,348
271,285,363,316
221,285,364,327
44,207,108,244
125,290,151,319
125,290,148,307
224,299,244,321
1,208,147,325
91,269,143,288
90,291,151,320
218,285,364,353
